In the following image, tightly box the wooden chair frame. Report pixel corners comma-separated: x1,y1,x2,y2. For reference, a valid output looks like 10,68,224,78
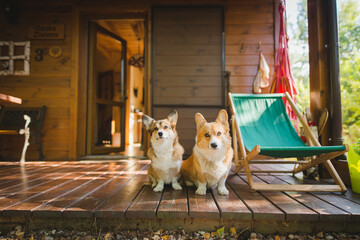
229,92,348,193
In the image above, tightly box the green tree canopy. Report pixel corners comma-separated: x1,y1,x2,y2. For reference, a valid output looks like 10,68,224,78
338,0,360,143
287,0,360,144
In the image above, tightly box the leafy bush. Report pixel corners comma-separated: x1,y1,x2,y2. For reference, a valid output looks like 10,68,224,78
353,138,360,155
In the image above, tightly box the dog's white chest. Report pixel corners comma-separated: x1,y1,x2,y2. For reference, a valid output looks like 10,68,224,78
196,148,230,187
151,148,181,171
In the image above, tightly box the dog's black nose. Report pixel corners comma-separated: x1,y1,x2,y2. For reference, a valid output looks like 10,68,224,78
211,143,217,149
158,132,163,137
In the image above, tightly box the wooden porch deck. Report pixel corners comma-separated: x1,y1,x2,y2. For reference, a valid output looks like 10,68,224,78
0,160,359,233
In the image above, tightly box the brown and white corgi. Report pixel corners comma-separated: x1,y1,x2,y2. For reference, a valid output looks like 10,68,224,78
142,110,184,192
180,109,233,195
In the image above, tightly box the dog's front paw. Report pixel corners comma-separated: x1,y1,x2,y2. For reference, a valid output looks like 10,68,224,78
172,182,182,191
153,184,164,192
218,186,229,195
195,187,207,195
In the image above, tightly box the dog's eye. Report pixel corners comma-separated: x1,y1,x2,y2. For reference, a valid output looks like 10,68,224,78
217,132,221,136
164,126,168,129
154,127,158,131
205,133,210,138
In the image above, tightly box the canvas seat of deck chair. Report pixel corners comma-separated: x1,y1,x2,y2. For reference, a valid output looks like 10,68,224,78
228,93,348,193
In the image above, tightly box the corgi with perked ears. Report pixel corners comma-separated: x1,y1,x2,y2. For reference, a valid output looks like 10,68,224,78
180,109,233,195
142,110,184,192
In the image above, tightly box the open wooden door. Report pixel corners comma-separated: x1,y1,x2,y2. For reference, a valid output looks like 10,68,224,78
152,6,224,156
87,23,127,155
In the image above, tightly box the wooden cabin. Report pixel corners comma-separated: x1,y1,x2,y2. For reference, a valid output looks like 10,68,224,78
0,0,343,162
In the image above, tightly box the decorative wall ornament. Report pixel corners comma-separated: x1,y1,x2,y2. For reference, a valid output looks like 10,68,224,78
0,41,30,75
29,24,65,40
49,46,63,58
128,38,144,68
19,114,31,166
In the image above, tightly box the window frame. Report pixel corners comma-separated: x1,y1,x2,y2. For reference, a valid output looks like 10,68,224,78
0,41,30,76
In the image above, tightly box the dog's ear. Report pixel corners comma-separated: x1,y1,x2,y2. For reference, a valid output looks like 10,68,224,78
216,109,229,131
167,109,178,127
195,112,207,129
142,115,154,131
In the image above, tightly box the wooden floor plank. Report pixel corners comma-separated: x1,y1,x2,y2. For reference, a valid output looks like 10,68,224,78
187,187,220,219
32,161,137,217
95,166,149,218
0,164,86,193
126,185,163,219
333,190,360,205
275,175,352,222
1,164,109,216
0,160,355,231
0,164,100,214
226,174,284,221
311,192,360,221
254,175,319,221
296,174,360,219
0,164,41,176
212,183,252,220
0,164,92,197
63,160,149,217
250,163,296,175
157,185,188,218
0,163,67,190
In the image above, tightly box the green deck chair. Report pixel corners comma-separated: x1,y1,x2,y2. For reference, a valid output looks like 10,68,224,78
228,92,348,193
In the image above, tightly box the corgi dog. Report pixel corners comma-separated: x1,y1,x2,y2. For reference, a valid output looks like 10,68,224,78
142,110,184,192
181,109,233,195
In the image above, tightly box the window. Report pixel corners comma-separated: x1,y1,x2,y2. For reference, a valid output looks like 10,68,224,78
0,41,30,75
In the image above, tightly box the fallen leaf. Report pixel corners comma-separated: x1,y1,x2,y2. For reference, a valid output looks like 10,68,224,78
16,231,24,240
217,227,225,236
154,229,163,235
104,233,111,240
317,232,324,238
275,235,281,240
230,227,236,236
281,221,289,227
152,235,161,240
202,232,211,240
162,235,169,240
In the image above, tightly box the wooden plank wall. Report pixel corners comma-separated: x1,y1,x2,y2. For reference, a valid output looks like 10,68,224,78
152,7,224,155
153,7,223,106
0,5,73,160
225,0,275,94
0,0,275,160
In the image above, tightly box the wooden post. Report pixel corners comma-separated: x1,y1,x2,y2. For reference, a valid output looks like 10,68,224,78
327,0,344,147
307,0,330,146
308,0,347,180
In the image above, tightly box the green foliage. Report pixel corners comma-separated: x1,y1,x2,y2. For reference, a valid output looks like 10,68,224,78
287,0,309,112
287,0,360,144
338,0,360,144
353,138,360,155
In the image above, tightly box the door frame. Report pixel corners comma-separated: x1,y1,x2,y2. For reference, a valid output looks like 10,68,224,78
77,11,149,157
86,22,127,155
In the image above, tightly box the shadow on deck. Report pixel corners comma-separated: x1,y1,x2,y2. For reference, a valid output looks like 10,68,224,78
0,160,359,233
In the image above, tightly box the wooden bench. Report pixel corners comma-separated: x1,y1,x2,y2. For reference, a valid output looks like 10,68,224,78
0,106,46,160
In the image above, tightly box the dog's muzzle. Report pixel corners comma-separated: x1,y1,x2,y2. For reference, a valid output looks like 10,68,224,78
210,142,218,149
